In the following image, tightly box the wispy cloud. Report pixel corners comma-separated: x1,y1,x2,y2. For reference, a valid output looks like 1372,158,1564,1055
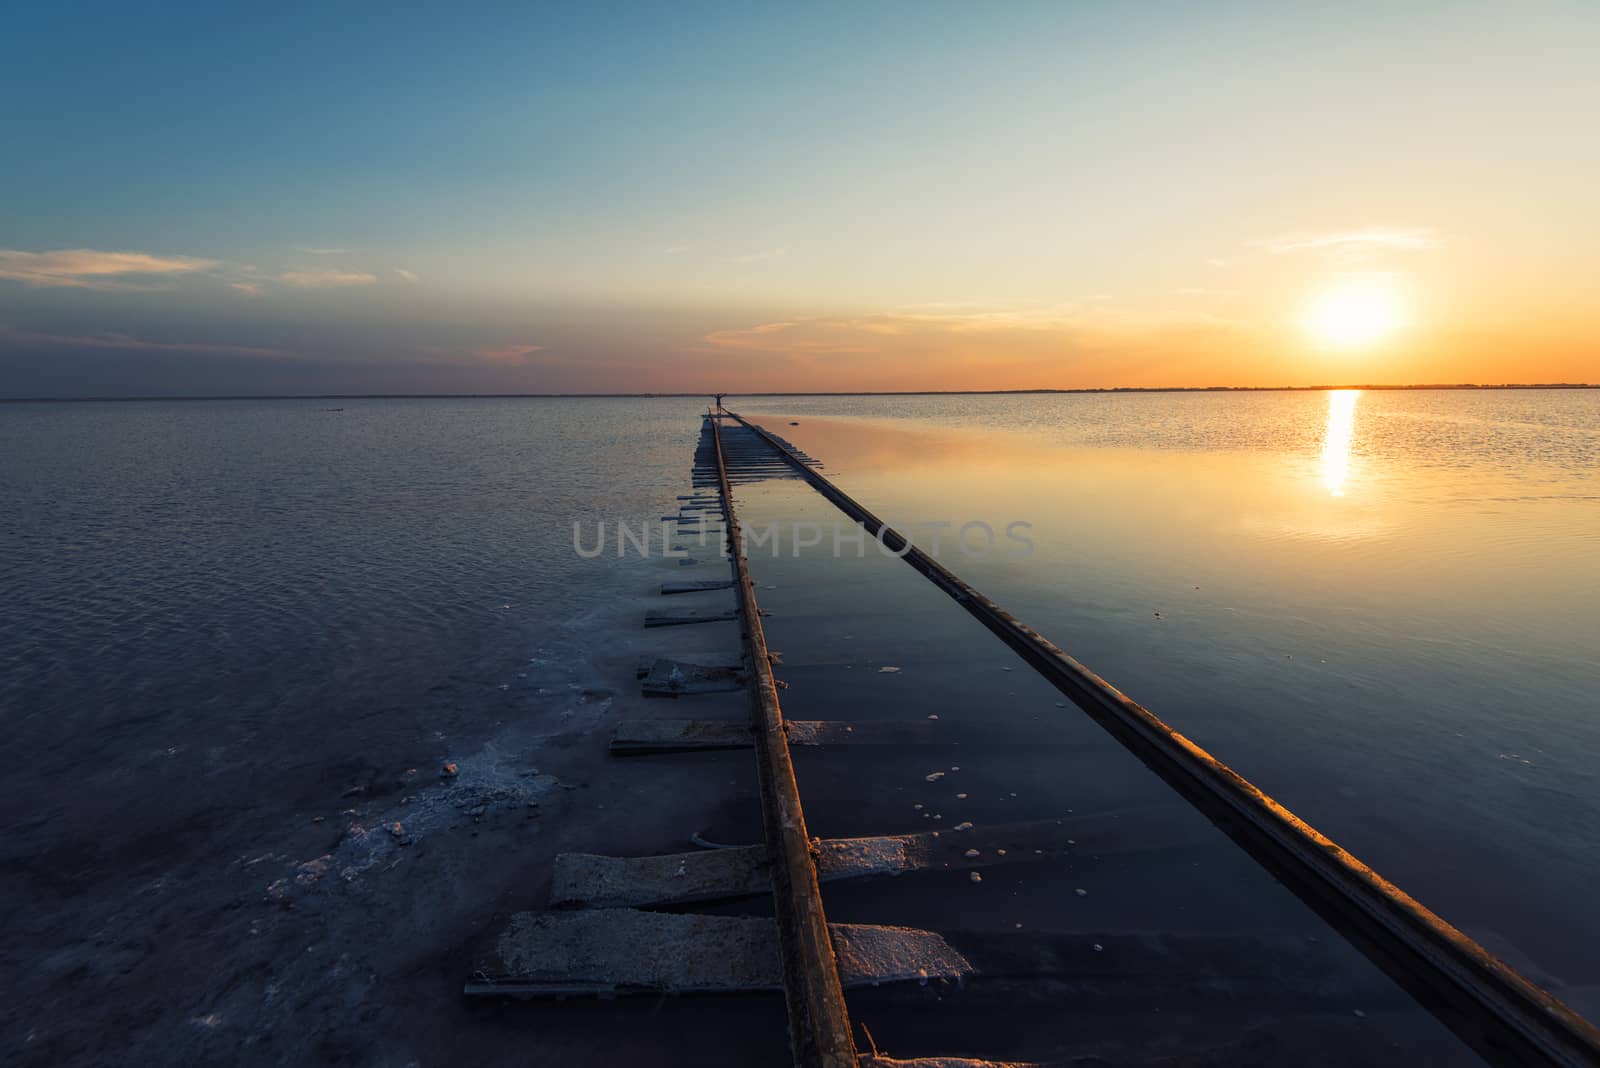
701,320,879,354
730,246,788,264
698,306,1083,354
1252,228,1441,257
278,269,378,288
0,246,401,295
694,298,1249,357
299,247,351,256
475,343,544,364
0,248,218,288
881,305,1084,333
0,325,292,358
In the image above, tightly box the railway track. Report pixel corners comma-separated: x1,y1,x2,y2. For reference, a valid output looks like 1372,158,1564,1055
468,405,1600,1068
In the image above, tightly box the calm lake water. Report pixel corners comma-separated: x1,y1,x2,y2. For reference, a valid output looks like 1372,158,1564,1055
1,398,694,790
2,390,1596,1060
737,388,1600,1010
0,397,717,1063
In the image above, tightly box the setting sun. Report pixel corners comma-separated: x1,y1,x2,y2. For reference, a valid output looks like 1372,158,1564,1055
1303,281,1407,349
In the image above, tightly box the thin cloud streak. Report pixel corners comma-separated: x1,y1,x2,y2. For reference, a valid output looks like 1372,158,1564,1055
474,343,544,364
0,325,293,359
1253,228,1442,255
278,269,378,288
695,302,1247,355
700,320,878,354
697,305,1089,354
0,248,218,287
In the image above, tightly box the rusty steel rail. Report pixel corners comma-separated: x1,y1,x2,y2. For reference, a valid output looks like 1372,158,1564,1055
723,408,1600,1068
709,409,858,1068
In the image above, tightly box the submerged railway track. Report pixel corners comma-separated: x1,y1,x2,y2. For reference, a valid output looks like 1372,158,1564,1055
468,404,1600,1068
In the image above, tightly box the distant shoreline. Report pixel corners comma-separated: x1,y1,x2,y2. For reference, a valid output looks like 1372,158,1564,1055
1,383,1595,403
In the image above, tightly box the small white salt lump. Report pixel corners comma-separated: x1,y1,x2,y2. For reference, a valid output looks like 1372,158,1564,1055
996,849,1007,856
956,792,968,799
969,871,982,883
964,848,980,858
927,713,939,720
953,821,973,831
1075,888,1088,897
925,771,945,782
1092,943,1103,952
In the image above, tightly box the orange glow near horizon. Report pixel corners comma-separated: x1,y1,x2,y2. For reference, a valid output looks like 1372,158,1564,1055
675,303,1596,395
667,249,1597,394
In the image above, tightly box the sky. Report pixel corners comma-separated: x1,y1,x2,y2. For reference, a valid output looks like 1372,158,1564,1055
1,1,1596,396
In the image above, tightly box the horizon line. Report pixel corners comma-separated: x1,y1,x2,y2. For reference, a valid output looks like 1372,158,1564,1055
0,382,1595,404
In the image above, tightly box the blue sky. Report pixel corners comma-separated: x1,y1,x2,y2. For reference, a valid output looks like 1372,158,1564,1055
3,2,1596,394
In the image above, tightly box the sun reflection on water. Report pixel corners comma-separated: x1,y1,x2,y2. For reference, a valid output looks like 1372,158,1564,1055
1321,389,1360,496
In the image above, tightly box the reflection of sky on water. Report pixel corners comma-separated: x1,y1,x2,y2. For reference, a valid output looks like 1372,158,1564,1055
746,391,1600,1002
